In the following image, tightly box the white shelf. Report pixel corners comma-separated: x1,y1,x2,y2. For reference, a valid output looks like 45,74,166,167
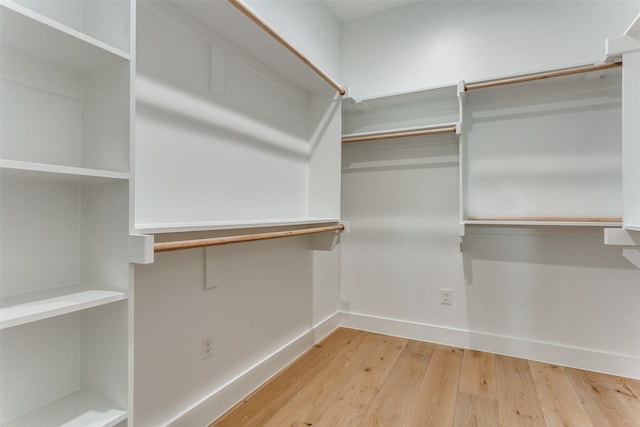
464,220,623,227
343,83,458,114
173,0,336,94
0,0,129,74
0,160,130,182
342,122,458,140
0,286,127,330
135,217,341,234
0,390,126,427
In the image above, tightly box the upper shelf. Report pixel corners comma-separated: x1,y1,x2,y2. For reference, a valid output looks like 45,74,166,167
464,218,623,227
174,0,343,94
0,0,130,73
0,160,130,182
343,84,458,115
135,217,341,234
342,84,459,137
462,62,622,92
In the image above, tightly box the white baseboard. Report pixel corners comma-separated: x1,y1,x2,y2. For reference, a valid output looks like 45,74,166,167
167,312,343,427
339,312,640,380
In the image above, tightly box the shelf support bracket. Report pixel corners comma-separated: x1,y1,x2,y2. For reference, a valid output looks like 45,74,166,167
604,228,640,269
129,234,155,264
622,248,640,269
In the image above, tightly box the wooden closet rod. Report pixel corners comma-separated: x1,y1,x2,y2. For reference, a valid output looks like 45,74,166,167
464,62,622,91
154,224,345,253
227,0,346,96
342,125,457,144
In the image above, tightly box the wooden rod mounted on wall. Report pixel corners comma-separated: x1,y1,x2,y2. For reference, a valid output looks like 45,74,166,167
464,62,622,91
227,0,346,96
154,224,345,253
342,125,457,144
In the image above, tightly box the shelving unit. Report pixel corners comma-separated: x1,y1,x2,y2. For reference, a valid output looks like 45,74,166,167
340,61,626,239
606,15,640,232
602,13,640,268
459,63,623,233
133,0,342,238
0,0,132,425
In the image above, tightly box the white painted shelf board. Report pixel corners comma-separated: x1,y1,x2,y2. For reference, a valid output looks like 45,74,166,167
342,122,458,140
0,160,130,182
0,0,130,74
135,218,341,234
624,13,640,39
464,220,623,227
625,225,640,232
175,0,337,94
343,83,458,114
0,390,126,427
0,285,127,330
463,61,621,90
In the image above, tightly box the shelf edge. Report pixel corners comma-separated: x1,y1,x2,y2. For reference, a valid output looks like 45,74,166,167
134,218,341,234
0,390,127,427
0,159,130,181
0,0,131,61
464,219,622,227
0,288,128,330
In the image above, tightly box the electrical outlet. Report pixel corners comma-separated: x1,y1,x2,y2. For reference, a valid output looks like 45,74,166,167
201,335,214,360
441,289,452,305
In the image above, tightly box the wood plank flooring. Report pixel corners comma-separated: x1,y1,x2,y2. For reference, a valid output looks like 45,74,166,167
210,328,640,427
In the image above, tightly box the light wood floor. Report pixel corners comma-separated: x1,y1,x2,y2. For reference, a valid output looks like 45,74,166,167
211,327,640,427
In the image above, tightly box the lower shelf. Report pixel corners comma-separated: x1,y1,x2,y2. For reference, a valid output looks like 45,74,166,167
1,391,127,427
0,286,127,330
464,217,622,227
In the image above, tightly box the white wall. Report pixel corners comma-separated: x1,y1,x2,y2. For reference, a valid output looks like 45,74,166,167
244,0,341,79
134,237,339,426
341,0,640,99
339,1,640,378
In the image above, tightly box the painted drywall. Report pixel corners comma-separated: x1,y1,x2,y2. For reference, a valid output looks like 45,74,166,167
340,0,640,99
134,237,330,426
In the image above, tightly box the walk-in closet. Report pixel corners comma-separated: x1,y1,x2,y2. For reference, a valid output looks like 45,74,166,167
1,1,639,426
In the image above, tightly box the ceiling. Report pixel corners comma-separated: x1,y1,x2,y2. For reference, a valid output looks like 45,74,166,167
323,0,419,23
